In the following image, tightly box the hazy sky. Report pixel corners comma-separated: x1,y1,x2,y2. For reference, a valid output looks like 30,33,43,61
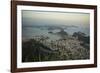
22,10,90,27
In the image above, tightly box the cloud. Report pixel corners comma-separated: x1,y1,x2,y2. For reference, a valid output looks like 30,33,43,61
22,10,90,27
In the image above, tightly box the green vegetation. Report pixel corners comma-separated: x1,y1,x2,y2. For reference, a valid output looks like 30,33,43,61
22,32,90,62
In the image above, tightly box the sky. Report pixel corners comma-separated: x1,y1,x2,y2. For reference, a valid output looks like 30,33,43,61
22,10,90,27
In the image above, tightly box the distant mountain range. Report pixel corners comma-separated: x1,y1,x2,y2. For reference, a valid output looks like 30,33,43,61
23,24,79,30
